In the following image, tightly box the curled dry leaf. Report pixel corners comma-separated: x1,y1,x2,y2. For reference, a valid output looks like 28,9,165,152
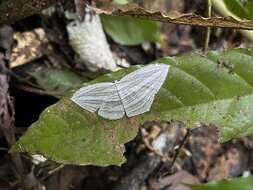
96,4,253,30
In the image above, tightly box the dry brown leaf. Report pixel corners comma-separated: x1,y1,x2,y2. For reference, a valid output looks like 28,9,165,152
10,28,50,68
96,4,253,30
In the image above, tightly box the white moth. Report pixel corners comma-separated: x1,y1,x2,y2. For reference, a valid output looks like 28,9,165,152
71,64,170,120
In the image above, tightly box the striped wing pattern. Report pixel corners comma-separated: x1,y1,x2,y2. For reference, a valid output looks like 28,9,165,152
71,64,169,120
117,64,169,117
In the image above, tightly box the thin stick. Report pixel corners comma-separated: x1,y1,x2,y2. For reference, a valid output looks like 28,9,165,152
169,129,191,169
158,128,191,178
15,84,61,98
157,129,191,179
204,0,212,53
40,164,65,181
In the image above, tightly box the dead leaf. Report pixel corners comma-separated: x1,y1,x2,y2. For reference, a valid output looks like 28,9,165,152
10,28,50,68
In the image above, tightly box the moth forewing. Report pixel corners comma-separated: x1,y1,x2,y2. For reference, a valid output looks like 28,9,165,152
71,64,170,120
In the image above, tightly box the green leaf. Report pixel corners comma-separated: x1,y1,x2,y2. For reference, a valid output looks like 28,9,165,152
244,1,253,18
29,68,86,94
159,49,253,142
192,176,253,190
12,48,253,166
223,0,253,19
101,15,161,45
113,0,129,5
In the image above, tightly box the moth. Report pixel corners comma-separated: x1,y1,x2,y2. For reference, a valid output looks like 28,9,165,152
71,64,170,120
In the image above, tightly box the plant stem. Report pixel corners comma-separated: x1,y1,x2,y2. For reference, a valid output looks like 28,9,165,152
204,0,212,54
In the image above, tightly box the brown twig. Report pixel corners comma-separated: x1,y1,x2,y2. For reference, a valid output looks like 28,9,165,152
100,5,253,30
155,128,191,179
1,0,253,30
169,129,191,170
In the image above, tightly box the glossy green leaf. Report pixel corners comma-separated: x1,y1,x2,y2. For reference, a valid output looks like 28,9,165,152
29,68,85,94
224,0,253,19
192,176,253,190
12,48,253,166
101,15,161,45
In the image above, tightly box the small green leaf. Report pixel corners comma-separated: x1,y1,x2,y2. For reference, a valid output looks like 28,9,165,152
192,176,253,190
13,68,141,166
244,0,253,18
29,68,86,94
12,48,253,166
223,0,253,19
224,0,249,19
101,15,161,45
113,0,129,5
